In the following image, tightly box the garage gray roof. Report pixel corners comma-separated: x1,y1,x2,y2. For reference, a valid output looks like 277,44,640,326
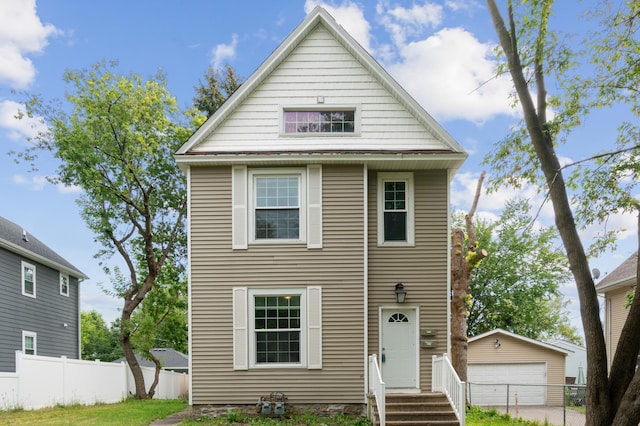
114,348,188,370
0,215,87,279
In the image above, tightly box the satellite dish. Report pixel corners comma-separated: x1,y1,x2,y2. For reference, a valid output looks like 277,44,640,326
592,268,601,280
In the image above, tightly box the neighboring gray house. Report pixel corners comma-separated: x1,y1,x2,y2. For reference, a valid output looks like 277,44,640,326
0,216,87,372
114,348,189,374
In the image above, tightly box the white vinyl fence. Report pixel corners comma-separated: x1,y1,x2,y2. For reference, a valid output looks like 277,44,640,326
0,351,188,410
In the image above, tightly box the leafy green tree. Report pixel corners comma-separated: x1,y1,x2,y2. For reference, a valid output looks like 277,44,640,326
193,64,243,118
17,61,199,399
81,310,122,361
485,1,640,423
464,199,581,344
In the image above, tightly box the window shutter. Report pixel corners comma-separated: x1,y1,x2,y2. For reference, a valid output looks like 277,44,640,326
307,286,322,369
232,166,248,249
307,165,322,249
232,287,248,370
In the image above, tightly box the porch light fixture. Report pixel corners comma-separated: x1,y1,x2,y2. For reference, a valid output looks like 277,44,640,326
395,283,406,304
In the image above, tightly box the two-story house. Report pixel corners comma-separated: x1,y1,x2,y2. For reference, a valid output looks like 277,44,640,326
0,216,87,372
175,7,467,409
595,251,638,369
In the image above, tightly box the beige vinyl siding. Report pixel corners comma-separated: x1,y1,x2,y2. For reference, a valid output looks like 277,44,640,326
468,334,566,406
193,25,444,153
605,286,634,368
367,169,449,390
190,165,365,404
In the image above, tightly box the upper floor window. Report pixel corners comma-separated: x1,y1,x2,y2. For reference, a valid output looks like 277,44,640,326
21,261,36,298
254,174,302,240
60,273,69,296
283,110,355,134
23,331,37,355
377,172,415,246
232,165,322,249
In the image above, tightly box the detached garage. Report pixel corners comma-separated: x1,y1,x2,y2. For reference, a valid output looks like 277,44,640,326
467,329,568,407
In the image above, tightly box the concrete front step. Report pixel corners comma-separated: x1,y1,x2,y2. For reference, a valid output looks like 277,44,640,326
384,393,460,426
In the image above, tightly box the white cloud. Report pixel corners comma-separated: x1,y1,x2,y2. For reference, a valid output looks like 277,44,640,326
451,171,557,225
445,0,481,13
387,27,516,122
12,174,46,190
0,99,46,140
0,0,59,88
11,172,81,194
211,33,238,71
377,1,443,46
304,0,372,52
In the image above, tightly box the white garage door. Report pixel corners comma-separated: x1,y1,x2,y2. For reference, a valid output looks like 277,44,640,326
468,363,547,406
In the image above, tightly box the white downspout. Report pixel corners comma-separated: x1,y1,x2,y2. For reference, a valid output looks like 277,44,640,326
446,169,452,357
186,166,193,405
363,164,369,399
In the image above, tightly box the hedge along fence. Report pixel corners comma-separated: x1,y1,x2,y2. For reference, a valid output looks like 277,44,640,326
0,351,188,410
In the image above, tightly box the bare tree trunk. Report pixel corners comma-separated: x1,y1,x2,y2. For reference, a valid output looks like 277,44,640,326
120,328,148,399
451,172,486,382
119,274,158,399
147,352,162,399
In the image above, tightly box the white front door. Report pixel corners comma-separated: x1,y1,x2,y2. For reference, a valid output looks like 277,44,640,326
381,308,418,388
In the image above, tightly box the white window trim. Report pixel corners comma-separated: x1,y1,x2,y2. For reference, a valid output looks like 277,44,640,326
233,166,322,250
248,168,307,245
22,330,37,355
377,172,415,246
248,288,307,369
232,286,322,370
279,105,361,137
60,272,70,297
21,261,36,298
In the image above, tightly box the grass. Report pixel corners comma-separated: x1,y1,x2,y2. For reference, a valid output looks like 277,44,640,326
0,400,560,426
0,398,187,425
466,406,547,425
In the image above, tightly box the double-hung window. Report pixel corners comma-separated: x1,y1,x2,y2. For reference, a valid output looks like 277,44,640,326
232,287,322,370
60,273,69,296
232,166,322,249
377,172,415,246
21,261,36,298
22,331,37,355
254,174,301,240
252,291,304,365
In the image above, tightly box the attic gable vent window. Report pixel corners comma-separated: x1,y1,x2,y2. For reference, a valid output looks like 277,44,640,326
284,110,355,134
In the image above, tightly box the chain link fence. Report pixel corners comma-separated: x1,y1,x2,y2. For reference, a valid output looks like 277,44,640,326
467,382,586,426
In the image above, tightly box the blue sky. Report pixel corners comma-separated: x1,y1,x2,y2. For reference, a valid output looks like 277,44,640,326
1,0,637,336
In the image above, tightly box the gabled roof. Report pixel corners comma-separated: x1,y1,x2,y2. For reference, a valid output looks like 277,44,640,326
595,251,638,293
469,328,570,355
114,348,188,370
176,6,466,169
0,215,87,279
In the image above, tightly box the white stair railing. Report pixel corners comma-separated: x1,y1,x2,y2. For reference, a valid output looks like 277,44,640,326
432,353,466,426
368,354,385,426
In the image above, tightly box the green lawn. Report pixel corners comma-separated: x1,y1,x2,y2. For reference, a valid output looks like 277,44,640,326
0,400,548,425
0,399,187,425
466,406,545,425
